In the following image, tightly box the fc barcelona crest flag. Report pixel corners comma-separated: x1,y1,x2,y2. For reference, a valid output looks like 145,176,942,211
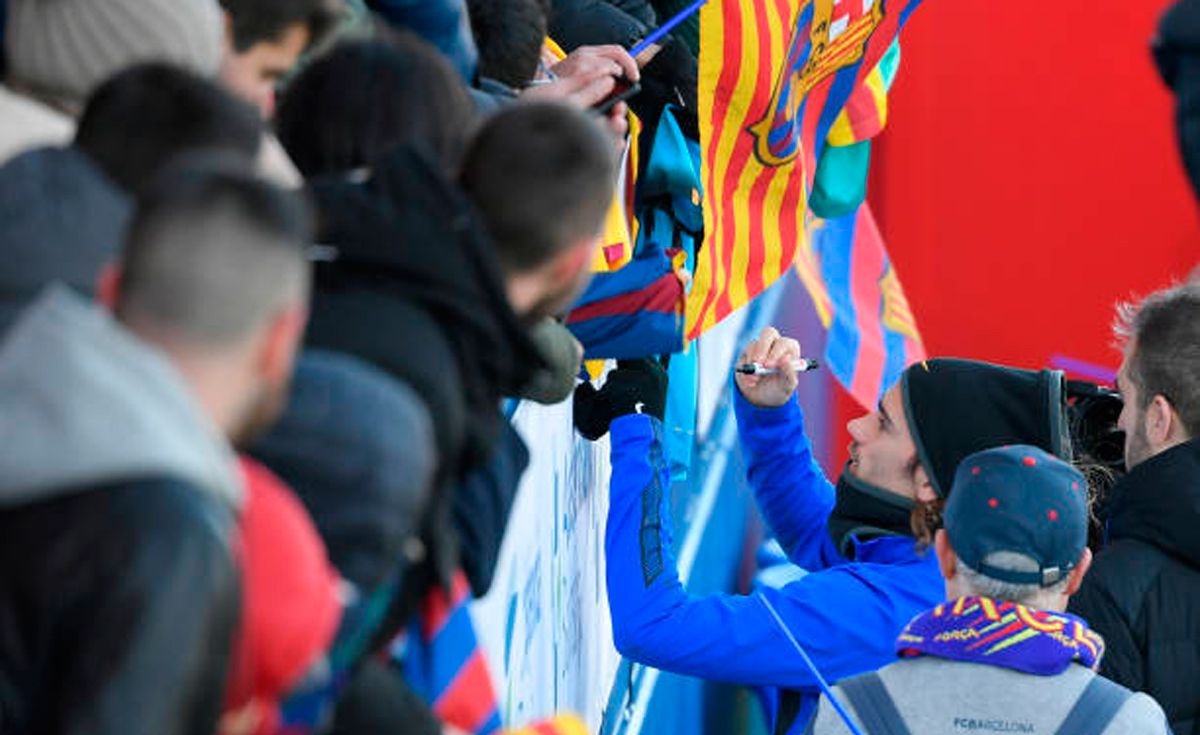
804,204,926,410
687,0,924,338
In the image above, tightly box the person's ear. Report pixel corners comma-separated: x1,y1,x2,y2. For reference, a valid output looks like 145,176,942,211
1065,547,1093,597
934,529,957,581
95,262,121,312
1146,394,1176,449
913,462,937,503
257,306,307,385
222,11,236,51
553,236,598,287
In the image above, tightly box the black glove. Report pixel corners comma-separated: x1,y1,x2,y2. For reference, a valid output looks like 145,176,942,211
573,358,668,440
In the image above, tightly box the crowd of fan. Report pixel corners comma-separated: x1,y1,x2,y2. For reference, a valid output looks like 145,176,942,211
0,0,700,733
1,0,1199,734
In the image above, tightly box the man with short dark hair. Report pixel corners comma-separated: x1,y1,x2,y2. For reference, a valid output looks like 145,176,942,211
274,32,476,178
1069,283,1200,734
809,445,1169,734
305,101,614,490
466,0,548,89
459,101,617,321
0,159,312,735
76,63,263,193
219,0,345,117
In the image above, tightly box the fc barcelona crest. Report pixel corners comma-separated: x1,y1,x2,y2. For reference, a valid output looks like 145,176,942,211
748,0,885,167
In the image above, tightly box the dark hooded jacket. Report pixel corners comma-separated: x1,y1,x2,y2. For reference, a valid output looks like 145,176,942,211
1069,438,1200,735
249,350,444,735
0,287,241,735
251,350,435,597
304,144,545,490
301,144,545,662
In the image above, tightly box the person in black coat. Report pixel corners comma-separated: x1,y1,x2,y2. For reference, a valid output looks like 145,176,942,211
1069,283,1200,735
1154,0,1200,204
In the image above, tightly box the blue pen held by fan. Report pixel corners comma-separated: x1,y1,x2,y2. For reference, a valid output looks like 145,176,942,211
629,0,709,57
735,358,821,376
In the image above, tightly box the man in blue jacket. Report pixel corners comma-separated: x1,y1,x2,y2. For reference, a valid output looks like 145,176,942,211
575,326,1073,733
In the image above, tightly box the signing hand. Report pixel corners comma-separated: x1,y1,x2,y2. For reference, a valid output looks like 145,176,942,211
735,326,802,408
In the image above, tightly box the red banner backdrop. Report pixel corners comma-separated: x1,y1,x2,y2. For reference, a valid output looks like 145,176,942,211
826,0,1199,469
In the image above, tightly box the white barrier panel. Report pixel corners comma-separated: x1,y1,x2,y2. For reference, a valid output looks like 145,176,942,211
471,399,620,729
471,283,784,733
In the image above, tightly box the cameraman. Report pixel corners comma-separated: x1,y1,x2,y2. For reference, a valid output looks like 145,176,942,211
1069,283,1200,734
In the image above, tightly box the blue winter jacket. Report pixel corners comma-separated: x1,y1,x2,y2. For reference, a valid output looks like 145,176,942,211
606,392,944,733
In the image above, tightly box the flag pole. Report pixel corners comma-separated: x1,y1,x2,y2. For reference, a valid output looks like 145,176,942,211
629,0,709,57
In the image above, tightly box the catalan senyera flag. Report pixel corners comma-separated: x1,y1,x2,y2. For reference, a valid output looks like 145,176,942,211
810,203,926,409
687,0,923,338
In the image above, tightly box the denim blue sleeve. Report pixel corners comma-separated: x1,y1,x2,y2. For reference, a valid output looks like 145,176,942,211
365,0,478,81
734,391,843,571
605,414,904,690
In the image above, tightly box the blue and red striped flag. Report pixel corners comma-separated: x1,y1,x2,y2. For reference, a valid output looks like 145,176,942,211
688,0,924,338
397,571,595,734
401,571,504,735
806,204,925,408
565,107,700,360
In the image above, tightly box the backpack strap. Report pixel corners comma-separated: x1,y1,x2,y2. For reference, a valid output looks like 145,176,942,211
776,689,804,735
1054,675,1133,735
838,671,913,735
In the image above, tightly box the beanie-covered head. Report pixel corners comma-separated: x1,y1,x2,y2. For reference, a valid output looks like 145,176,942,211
0,146,130,333
6,0,224,110
901,358,1071,499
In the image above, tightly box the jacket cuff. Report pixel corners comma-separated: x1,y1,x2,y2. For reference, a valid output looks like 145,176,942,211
733,388,804,431
611,412,661,445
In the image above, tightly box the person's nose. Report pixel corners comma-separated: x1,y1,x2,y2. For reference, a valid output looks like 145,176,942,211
847,414,869,443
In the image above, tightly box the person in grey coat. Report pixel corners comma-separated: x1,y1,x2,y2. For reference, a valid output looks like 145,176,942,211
807,445,1170,735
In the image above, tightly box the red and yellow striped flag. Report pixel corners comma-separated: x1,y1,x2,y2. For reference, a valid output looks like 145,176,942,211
687,0,923,338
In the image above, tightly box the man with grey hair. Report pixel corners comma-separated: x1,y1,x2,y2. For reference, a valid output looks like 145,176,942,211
808,445,1169,735
0,158,311,734
1069,283,1200,734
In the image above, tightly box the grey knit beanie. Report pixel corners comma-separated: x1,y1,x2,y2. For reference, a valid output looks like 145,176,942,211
5,0,224,110
0,146,131,334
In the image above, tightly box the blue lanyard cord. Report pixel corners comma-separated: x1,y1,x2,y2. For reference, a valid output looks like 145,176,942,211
756,593,868,735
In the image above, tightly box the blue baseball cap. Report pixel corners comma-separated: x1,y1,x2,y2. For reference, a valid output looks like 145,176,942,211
943,445,1088,587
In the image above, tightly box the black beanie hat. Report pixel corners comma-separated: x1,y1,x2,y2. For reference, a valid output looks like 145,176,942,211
901,358,1071,499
